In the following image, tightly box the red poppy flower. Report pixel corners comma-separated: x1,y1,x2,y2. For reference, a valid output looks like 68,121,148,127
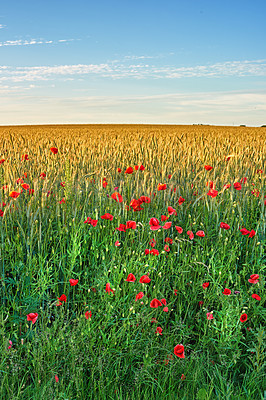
207,189,218,198
22,154,29,161
134,165,139,170
55,375,59,383
59,198,65,204
178,196,185,205
187,230,194,240
240,177,247,184
161,215,169,222
50,147,58,154
220,222,230,230
130,198,143,211
168,174,172,179
115,223,127,232
198,300,204,307
161,298,167,306
248,229,256,238
139,196,151,203
150,249,159,256
163,222,172,230
175,226,183,234
168,206,177,216
84,217,98,227
101,213,114,221
222,288,231,295
126,220,136,229
140,275,151,283
204,165,213,171
105,283,114,294
149,217,161,230
139,165,145,171
234,182,242,190
27,313,38,324
174,344,185,358
240,313,248,323
111,192,123,203
102,181,107,188
181,374,186,380
69,279,78,286
117,168,122,173
164,244,170,252
240,228,250,235
135,292,144,301
196,230,205,237
223,183,231,189
9,191,20,199
158,183,167,191
165,237,173,244
150,298,162,308
115,240,121,247
252,294,261,301
163,306,168,312
156,326,163,335
0,159,5,164
202,282,209,289
248,274,259,284
174,289,178,295
126,273,136,282
85,311,92,319
145,249,150,255
125,167,133,174
58,294,67,303
150,239,156,248
206,312,213,320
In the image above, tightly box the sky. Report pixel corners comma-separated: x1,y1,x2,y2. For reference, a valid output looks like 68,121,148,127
0,0,266,126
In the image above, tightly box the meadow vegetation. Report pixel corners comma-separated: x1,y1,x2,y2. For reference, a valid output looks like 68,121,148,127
0,124,265,399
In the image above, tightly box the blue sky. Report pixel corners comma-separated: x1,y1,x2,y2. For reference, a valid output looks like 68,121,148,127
0,0,266,125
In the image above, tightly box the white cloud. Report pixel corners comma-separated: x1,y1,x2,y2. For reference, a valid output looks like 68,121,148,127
0,38,75,47
0,59,265,83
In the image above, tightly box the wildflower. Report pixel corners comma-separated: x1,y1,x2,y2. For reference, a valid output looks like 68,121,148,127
8,340,12,350
174,289,178,296
163,222,172,229
174,344,185,358
168,206,177,215
175,226,183,234
85,311,92,319
139,165,145,171
126,220,136,229
178,196,185,205
240,228,250,235
222,288,231,295
101,213,114,221
251,294,261,301
69,279,78,286
125,167,133,174
240,177,247,184
150,298,162,308
161,215,169,222
145,249,150,255
187,230,194,240
234,182,242,190
158,183,167,191
240,313,248,323
156,327,163,335
55,375,59,383
105,283,115,294
111,192,123,203
207,189,218,198
135,165,139,170
115,240,121,247
117,168,122,173
150,239,156,248
196,230,205,237
27,313,38,324
59,198,65,204
116,223,127,232
40,172,46,179
204,165,213,171
181,374,186,380
139,195,150,203
9,191,20,199
168,174,172,179
58,294,67,303
102,181,107,188
0,159,5,164
135,292,144,301
50,147,58,154
163,307,168,312
220,222,230,230
248,229,256,238
126,273,136,282
164,244,170,252
223,183,231,189
149,217,161,230
22,154,29,161
198,300,204,307
202,282,209,289
165,237,173,244
150,249,159,256
248,274,259,284
206,312,214,320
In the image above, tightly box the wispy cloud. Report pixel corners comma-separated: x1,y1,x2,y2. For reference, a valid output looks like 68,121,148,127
0,59,265,83
0,24,5,29
0,38,75,47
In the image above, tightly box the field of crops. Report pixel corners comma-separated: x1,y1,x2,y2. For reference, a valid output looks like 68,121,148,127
0,124,265,400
